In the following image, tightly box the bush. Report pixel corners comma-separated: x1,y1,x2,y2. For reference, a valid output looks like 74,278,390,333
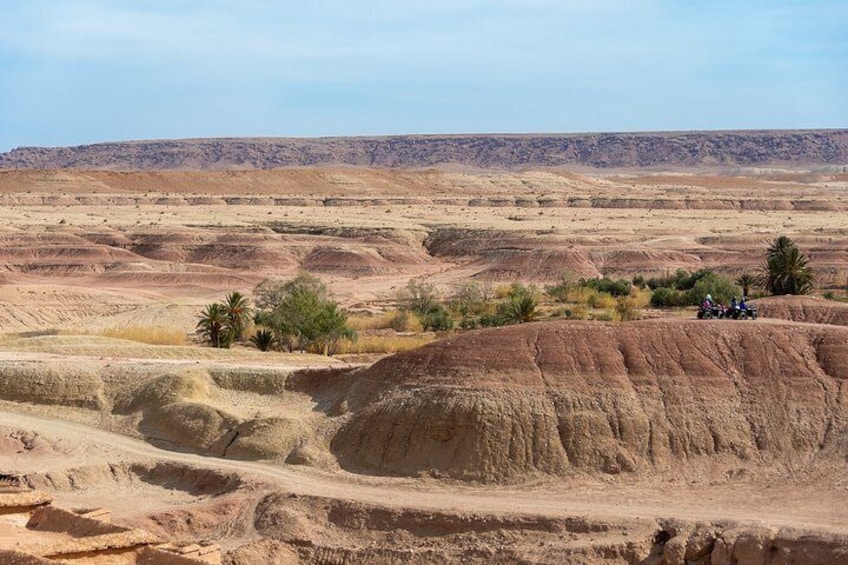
581,277,632,297
587,292,617,309
401,280,441,315
650,287,687,308
685,273,740,306
478,312,504,327
253,273,356,355
592,310,615,321
249,328,275,351
549,275,632,301
420,304,454,331
450,280,491,316
459,316,481,330
388,309,423,332
646,269,740,307
632,274,647,289
647,268,715,291
545,274,574,302
496,283,540,325
615,297,640,321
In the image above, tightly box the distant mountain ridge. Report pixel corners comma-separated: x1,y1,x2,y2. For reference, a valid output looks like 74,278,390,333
2,130,847,171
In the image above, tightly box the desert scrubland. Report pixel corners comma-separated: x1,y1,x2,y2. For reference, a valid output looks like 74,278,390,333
1,133,848,563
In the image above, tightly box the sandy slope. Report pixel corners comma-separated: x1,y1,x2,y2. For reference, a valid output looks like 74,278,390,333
1,408,846,531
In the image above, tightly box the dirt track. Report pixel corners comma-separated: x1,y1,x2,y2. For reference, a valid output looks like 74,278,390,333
1,408,846,533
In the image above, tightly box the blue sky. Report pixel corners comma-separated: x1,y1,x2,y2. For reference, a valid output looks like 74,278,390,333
1,0,846,150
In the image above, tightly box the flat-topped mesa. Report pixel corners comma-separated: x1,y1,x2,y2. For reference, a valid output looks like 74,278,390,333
2,130,847,171
332,318,848,482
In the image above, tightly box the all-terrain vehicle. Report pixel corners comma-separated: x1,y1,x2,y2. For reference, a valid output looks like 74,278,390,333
727,305,758,319
697,305,725,319
696,304,757,320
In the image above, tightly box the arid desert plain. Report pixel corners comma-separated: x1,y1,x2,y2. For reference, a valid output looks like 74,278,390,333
1,133,848,564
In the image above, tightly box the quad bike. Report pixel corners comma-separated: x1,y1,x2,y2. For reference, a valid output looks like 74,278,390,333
697,305,725,319
727,305,758,320
697,304,757,320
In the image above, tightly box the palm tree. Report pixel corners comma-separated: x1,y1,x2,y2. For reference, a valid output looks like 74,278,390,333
249,328,275,351
222,291,252,341
735,272,757,298
196,303,231,348
495,283,540,325
760,236,816,295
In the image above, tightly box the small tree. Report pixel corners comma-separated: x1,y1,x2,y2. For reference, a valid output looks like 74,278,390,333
450,280,491,316
686,273,740,306
760,236,816,295
314,301,357,355
735,273,757,298
402,280,441,315
253,273,355,355
196,303,231,348
222,291,252,342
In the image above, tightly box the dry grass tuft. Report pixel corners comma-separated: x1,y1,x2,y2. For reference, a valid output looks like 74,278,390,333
348,310,422,333
336,334,435,354
566,288,618,309
97,326,188,346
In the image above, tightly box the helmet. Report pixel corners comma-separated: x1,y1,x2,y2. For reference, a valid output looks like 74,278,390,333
706,294,712,300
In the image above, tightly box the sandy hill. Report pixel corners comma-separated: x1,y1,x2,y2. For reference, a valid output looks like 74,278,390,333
334,318,848,482
2,130,847,171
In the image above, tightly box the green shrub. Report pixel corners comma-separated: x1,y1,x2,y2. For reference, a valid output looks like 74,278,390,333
496,283,540,325
650,287,687,308
249,328,275,351
473,313,493,327
581,277,632,297
253,273,355,355
401,280,441,315
459,316,481,330
685,274,740,306
420,305,454,332
450,281,491,316
647,268,715,291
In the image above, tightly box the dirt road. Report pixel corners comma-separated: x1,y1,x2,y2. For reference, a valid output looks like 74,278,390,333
2,408,845,535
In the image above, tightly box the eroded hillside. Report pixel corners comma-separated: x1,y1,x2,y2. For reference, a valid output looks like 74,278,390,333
335,319,848,482
1,167,847,335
